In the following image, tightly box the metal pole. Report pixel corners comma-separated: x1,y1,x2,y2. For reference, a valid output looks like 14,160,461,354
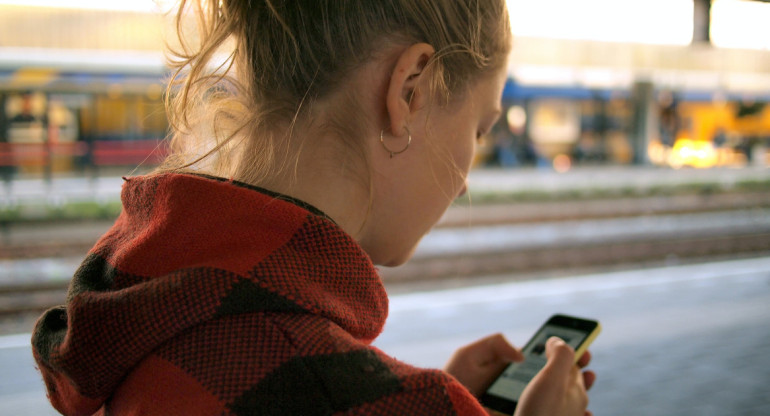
630,81,656,165
692,0,712,45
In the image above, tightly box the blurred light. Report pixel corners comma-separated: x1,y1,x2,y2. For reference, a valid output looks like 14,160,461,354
506,105,527,133
553,154,572,173
711,0,770,50
0,0,173,13
506,0,693,45
669,138,718,169
648,140,668,165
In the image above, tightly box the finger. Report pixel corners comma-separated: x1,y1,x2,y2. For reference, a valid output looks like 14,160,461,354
583,370,597,390
483,333,524,363
577,349,592,368
543,336,575,378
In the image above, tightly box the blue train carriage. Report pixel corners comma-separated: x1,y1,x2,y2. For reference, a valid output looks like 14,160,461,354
480,79,633,170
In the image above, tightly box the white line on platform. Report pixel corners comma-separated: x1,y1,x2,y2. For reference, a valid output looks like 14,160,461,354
0,333,31,350
388,256,770,313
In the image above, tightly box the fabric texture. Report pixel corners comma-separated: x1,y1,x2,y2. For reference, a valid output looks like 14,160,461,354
31,173,486,415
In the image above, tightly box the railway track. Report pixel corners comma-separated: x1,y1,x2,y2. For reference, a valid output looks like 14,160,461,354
437,191,770,227
0,281,67,335
1,191,769,326
2,190,768,259
0,281,67,315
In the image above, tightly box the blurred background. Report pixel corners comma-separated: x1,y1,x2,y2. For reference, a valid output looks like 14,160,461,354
0,1,769,415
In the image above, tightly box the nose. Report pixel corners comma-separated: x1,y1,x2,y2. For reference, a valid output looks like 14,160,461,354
457,184,468,198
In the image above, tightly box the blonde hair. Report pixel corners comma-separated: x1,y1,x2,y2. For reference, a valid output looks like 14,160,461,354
160,0,511,185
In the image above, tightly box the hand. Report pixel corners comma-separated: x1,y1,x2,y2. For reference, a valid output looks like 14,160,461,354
444,333,524,397
514,337,597,416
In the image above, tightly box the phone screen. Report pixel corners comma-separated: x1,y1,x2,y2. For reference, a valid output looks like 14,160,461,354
481,315,599,414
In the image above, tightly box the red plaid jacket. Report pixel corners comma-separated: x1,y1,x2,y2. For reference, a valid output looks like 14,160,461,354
32,173,485,415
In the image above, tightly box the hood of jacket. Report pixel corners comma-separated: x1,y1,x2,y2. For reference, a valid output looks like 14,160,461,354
31,173,388,416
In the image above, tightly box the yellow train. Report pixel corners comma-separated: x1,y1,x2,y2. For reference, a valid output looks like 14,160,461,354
654,99,770,168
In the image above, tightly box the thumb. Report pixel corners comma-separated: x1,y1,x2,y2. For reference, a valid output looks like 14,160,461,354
543,337,575,378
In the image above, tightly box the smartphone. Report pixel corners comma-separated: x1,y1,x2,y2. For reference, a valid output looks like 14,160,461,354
480,314,601,415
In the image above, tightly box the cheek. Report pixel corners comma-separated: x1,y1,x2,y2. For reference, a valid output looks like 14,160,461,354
451,132,477,176
428,132,475,203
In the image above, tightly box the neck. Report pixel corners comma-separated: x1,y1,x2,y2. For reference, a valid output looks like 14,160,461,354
250,129,372,242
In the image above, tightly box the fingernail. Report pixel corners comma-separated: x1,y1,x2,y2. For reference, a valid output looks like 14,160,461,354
548,336,565,346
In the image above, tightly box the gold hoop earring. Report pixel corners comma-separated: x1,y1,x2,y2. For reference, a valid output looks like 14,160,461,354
380,128,411,158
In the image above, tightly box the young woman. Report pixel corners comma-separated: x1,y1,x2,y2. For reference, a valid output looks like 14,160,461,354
32,1,595,414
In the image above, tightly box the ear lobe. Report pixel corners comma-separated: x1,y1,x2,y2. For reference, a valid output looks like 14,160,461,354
385,43,435,137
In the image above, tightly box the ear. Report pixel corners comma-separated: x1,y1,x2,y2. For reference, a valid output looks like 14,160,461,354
385,43,435,137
